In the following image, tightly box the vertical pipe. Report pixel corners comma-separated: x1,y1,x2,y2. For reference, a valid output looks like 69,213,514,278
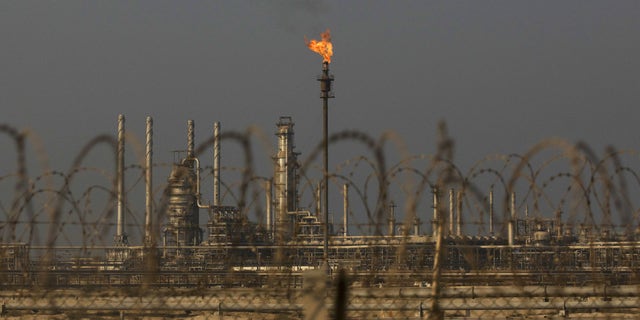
343,184,348,237
321,61,330,263
115,114,126,244
449,188,454,236
388,201,396,237
509,191,516,246
144,116,153,245
266,179,272,237
555,210,562,241
316,182,322,217
456,191,463,237
489,189,494,235
213,122,221,206
187,120,194,159
162,231,166,258
432,187,438,238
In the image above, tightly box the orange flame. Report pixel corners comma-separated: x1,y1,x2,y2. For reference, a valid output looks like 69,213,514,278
305,29,333,63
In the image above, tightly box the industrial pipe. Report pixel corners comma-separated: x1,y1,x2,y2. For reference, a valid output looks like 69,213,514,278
319,61,334,263
144,116,153,245
193,158,209,208
388,201,396,237
489,189,494,235
343,184,348,237
213,122,221,206
432,187,439,238
266,179,272,237
187,120,194,159
456,190,462,237
115,114,127,245
449,188,454,236
316,182,321,217
509,191,516,246
184,120,209,209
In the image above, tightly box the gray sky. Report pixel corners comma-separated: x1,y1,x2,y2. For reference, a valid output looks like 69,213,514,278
2,1,640,241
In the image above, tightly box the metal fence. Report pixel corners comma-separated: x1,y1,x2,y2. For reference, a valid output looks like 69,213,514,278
2,121,640,319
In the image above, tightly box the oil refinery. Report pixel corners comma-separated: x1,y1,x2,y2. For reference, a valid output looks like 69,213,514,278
2,57,640,288
2,57,640,320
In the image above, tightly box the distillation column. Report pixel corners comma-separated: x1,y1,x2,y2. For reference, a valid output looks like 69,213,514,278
274,117,299,241
163,120,203,257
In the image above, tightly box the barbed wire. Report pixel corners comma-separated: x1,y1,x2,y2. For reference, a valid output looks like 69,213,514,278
1,121,640,319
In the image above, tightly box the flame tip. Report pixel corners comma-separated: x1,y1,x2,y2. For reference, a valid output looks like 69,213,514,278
306,29,333,63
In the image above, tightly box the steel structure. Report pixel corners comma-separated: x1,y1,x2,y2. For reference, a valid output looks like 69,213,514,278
2,65,640,296
4,113,640,290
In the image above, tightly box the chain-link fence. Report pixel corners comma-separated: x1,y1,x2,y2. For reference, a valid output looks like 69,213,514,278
2,120,640,319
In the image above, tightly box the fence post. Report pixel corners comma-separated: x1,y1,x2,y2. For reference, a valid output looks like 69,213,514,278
429,188,446,320
335,269,348,320
303,269,328,320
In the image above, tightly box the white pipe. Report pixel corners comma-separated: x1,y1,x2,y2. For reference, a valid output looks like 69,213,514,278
144,116,153,244
185,119,208,209
343,184,348,237
116,114,126,244
193,158,209,209
266,179,272,236
213,122,221,206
